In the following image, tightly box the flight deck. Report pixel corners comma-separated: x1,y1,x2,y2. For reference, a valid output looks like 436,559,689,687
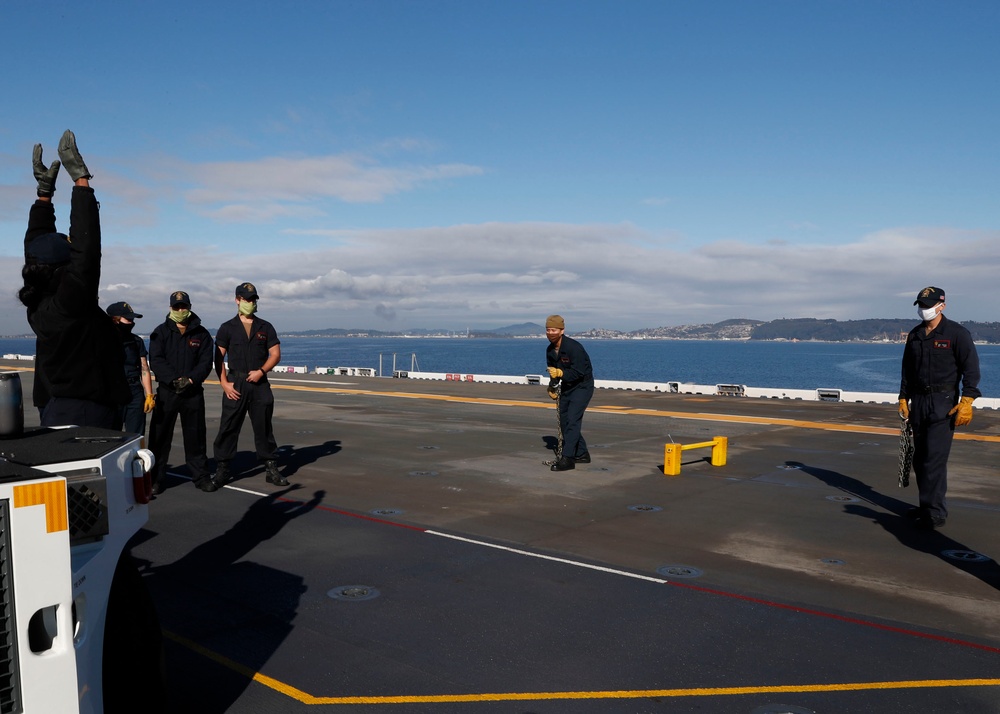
6,362,1000,713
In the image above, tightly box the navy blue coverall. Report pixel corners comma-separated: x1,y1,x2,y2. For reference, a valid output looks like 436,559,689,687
899,314,980,520
115,331,148,436
148,314,214,485
547,335,594,459
213,315,281,464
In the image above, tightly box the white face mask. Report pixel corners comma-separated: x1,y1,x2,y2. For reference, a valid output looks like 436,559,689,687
918,305,940,322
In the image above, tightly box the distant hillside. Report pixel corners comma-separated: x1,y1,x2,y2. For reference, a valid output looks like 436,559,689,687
495,322,544,335
472,322,543,337
750,318,911,342
577,319,763,340
751,318,1000,343
282,323,545,338
282,327,394,337
277,318,1000,343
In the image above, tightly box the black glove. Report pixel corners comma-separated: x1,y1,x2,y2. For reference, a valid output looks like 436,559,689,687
32,144,60,197
172,377,193,393
57,130,92,181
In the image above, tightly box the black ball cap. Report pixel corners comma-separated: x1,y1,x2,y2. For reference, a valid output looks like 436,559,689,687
914,286,945,307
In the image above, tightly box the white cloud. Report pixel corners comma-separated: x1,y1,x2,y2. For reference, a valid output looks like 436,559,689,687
4,220,999,336
93,223,1000,333
200,202,326,223
179,153,484,222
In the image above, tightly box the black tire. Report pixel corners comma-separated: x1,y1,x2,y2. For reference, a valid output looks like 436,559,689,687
102,553,166,713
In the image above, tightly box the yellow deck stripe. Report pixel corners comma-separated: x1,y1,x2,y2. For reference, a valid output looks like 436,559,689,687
264,381,1000,443
9,367,993,442
161,632,1000,706
296,679,1000,704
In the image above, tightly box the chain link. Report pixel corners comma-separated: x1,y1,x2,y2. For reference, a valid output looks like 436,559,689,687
898,413,913,488
543,381,563,466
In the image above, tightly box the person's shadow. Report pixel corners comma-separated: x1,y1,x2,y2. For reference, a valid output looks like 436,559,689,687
278,440,341,477
788,461,1000,592
135,485,325,711
218,440,342,483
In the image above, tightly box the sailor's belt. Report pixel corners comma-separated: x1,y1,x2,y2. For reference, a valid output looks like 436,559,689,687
228,371,265,379
916,385,954,394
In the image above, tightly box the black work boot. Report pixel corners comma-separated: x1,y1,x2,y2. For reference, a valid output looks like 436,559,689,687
914,512,946,531
196,476,219,493
264,460,289,486
550,456,576,472
212,461,232,488
574,453,591,463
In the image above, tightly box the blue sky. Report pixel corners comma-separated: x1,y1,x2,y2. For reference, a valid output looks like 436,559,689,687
2,1,999,334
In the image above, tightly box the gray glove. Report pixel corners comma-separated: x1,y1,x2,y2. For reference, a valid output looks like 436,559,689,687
32,144,60,197
57,130,92,180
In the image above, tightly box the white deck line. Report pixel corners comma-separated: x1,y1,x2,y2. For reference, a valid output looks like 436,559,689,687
426,530,670,584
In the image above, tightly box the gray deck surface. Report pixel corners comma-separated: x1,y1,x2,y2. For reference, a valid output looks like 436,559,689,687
9,363,1000,713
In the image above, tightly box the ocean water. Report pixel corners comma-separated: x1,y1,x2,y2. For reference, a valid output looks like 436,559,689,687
6,336,1000,397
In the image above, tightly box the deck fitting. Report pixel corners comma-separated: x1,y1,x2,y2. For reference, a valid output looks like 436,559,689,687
942,549,991,563
327,585,381,602
657,565,703,579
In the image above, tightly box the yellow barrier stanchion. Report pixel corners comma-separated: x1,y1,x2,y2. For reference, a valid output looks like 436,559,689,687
664,443,682,476
663,437,727,476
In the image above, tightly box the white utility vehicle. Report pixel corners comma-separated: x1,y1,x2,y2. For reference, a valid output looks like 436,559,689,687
0,423,163,713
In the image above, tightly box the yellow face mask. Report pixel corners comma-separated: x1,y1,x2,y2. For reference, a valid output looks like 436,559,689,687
238,300,258,316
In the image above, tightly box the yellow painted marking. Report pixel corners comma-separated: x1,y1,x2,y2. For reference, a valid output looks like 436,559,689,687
13,480,68,533
160,633,1000,706
7,368,994,443
6,369,987,442
263,381,1000,443
297,679,1000,704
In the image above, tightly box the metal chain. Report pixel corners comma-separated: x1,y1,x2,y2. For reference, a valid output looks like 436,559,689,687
543,381,563,466
898,413,913,488
555,382,563,460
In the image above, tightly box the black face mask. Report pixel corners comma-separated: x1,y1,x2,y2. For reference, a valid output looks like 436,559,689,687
117,322,135,336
